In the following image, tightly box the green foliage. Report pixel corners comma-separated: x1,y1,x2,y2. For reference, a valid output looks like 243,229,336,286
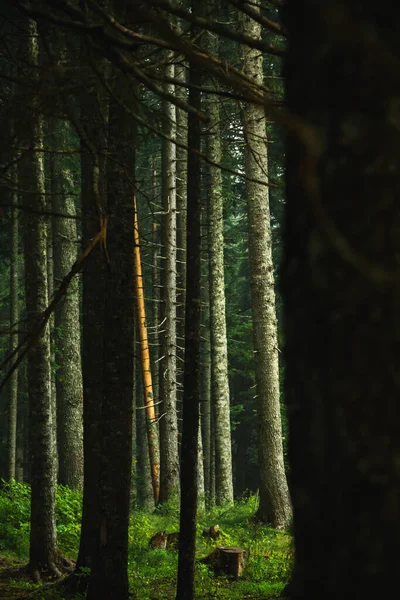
0,480,82,560
0,486,292,599
55,485,82,558
0,480,30,557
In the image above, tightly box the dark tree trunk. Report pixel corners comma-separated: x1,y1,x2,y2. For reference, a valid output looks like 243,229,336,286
7,155,18,481
86,71,135,600
75,54,108,576
284,2,400,597
176,56,202,600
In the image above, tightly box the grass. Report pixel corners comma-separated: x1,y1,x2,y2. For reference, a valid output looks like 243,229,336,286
0,481,293,599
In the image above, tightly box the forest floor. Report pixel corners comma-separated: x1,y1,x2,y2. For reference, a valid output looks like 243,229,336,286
0,482,292,599
0,555,32,600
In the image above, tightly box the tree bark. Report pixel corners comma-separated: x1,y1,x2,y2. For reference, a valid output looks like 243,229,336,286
7,156,18,481
284,2,400,597
176,51,202,600
51,144,84,491
18,19,62,579
241,1,291,529
75,50,108,575
175,42,188,435
86,75,134,600
205,25,234,505
159,55,180,503
134,196,160,504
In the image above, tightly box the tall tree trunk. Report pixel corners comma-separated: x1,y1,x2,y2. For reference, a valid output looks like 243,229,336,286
7,157,18,481
134,196,160,504
75,53,108,575
18,19,63,579
86,75,134,600
201,214,212,504
159,55,180,503
15,361,27,483
241,1,291,528
51,148,84,490
205,27,234,505
136,367,156,511
45,176,57,482
176,53,202,600
175,47,188,433
284,2,400,597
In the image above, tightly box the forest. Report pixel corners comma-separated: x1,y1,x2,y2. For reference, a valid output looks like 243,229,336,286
0,1,399,599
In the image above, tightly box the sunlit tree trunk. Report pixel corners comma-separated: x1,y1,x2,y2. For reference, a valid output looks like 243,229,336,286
136,367,156,511
284,2,400,597
241,1,291,528
134,196,160,504
51,147,84,490
205,27,234,504
159,55,180,502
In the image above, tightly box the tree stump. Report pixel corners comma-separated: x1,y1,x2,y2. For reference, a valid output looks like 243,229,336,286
149,531,179,550
202,525,221,540
201,546,246,578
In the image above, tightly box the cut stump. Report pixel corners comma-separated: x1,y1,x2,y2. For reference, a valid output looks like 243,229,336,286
201,546,246,578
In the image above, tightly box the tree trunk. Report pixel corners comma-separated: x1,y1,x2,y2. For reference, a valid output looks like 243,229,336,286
175,45,188,435
241,1,291,529
45,170,58,484
134,196,160,504
7,157,18,481
52,144,84,491
18,19,62,579
86,77,134,600
201,294,212,504
284,2,400,597
75,52,108,575
136,367,156,512
159,55,180,503
205,26,234,505
176,52,202,600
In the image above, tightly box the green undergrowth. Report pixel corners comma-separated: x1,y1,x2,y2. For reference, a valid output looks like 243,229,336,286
0,482,293,599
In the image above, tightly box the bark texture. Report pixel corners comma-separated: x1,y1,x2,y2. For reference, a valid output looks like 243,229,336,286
205,28,234,505
176,54,202,600
86,77,134,600
284,2,400,597
18,19,61,579
159,56,180,503
175,46,188,430
75,51,107,574
52,152,84,490
7,158,18,481
241,3,291,529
